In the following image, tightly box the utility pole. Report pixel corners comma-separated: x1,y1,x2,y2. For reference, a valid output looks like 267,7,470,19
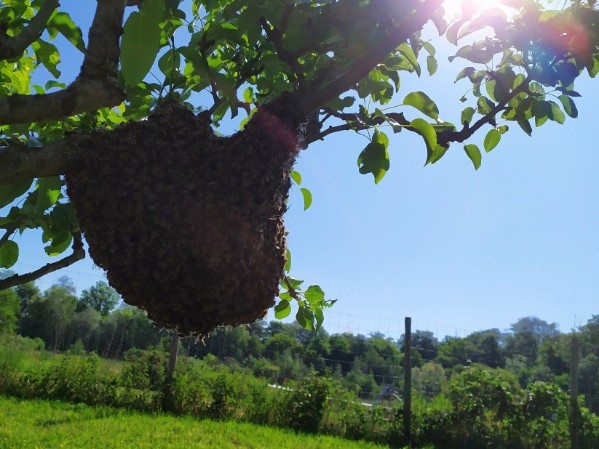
403,317,412,447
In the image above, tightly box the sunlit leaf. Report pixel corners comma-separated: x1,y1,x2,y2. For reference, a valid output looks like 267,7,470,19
47,12,85,52
291,170,302,185
31,39,61,78
34,177,62,217
274,300,292,319
483,129,501,152
404,91,439,120
464,144,482,170
304,285,324,305
357,130,390,184
411,118,437,159
300,187,312,210
461,107,475,125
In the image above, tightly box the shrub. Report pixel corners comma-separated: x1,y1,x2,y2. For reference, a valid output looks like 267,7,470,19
281,375,330,433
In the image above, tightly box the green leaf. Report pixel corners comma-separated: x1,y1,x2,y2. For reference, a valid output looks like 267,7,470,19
461,107,475,125
47,12,85,52
0,241,19,268
34,177,61,217
314,307,325,330
274,300,292,319
158,48,181,80
477,96,495,114
426,55,438,76
483,129,501,152
121,0,165,86
290,170,302,185
548,101,565,124
304,285,325,305
300,187,312,210
50,202,76,231
357,130,390,184
31,39,61,78
0,178,32,208
516,115,532,136
558,95,578,118
403,91,439,120
44,231,72,256
284,248,291,272
411,118,438,160
296,307,315,330
464,144,482,170
398,43,420,76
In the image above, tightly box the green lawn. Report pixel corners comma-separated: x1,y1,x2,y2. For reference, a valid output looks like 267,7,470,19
0,396,388,449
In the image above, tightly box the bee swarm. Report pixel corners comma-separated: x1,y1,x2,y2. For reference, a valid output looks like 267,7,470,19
66,98,303,336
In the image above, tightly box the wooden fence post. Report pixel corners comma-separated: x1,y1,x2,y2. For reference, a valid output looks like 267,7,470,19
404,317,412,447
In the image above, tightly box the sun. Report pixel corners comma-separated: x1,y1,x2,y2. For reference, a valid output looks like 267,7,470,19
443,0,509,21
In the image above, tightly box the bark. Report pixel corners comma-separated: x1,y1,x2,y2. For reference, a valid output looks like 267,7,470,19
0,135,82,186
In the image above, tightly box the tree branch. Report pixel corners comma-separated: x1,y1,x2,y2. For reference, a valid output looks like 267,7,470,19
0,231,85,291
296,0,444,115
0,0,59,60
0,0,127,125
0,135,82,186
437,74,533,147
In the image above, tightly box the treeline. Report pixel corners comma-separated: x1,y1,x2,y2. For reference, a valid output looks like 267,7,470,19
2,276,599,410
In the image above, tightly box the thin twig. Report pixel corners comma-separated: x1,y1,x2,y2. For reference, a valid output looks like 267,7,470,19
0,231,85,291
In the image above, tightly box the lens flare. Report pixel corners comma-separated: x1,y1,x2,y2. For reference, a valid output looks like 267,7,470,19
443,0,507,21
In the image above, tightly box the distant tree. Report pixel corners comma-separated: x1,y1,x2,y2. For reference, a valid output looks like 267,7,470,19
20,284,77,350
411,330,439,362
0,287,20,334
65,307,102,351
56,276,77,295
78,281,120,315
95,306,161,358
505,317,559,367
15,282,40,312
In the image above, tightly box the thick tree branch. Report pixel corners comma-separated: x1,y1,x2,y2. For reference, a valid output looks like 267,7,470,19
0,231,85,291
0,135,82,186
296,0,444,115
0,0,127,125
0,0,59,60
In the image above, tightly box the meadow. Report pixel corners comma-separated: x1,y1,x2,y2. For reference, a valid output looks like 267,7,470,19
0,396,388,449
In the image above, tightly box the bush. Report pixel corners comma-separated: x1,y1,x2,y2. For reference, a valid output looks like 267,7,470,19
18,354,116,405
281,375,330,433
120,348,167,391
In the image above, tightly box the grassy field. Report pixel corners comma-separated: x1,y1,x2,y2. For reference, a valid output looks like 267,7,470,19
0,396,389,449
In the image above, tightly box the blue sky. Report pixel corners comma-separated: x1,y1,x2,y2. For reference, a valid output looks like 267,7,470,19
9,2,599,339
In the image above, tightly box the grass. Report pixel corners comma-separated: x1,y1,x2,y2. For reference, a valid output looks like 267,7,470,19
0,396,389,449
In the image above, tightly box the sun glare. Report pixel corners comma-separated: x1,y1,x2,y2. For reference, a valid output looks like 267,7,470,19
443,0,508,21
